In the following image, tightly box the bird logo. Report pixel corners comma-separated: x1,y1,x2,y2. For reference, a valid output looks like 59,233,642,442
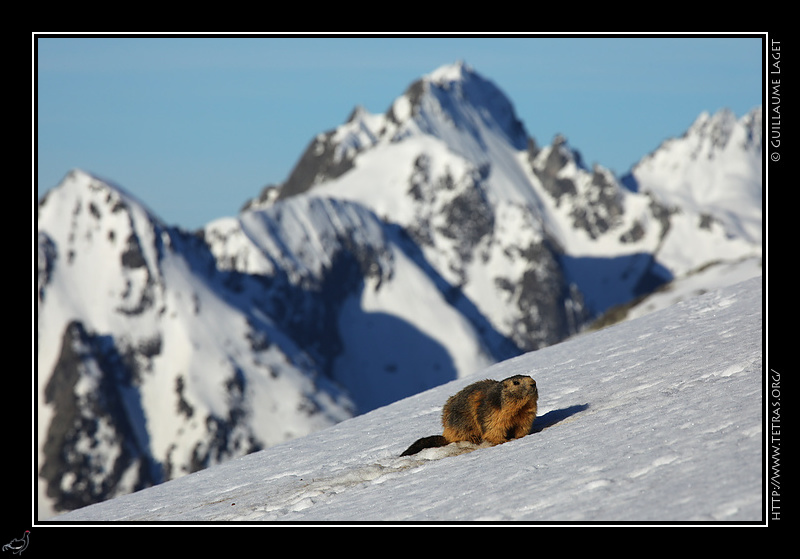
2,531,29,555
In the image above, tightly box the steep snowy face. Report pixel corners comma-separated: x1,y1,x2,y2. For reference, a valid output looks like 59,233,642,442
37,170,169,367
387,61,529,155
624,106,763,245
37,170,354,517
209,195,393,287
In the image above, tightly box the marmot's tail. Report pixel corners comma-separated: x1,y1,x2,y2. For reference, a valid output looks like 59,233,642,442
400,435,448,456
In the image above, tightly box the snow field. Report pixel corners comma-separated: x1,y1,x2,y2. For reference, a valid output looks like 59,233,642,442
56,276,763,523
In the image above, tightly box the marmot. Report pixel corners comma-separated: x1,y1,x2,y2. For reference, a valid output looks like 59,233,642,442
400,374,538,456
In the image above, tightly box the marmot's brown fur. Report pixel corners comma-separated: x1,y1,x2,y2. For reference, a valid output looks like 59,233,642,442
400,374,538,456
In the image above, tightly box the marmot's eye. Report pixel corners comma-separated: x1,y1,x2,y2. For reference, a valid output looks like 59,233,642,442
513,380,520,385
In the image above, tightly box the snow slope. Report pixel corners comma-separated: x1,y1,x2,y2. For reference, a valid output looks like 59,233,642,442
53,276,763,523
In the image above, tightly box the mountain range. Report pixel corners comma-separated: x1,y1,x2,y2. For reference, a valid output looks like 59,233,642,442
35,61,762,518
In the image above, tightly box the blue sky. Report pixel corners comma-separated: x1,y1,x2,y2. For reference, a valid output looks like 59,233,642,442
36,35,764,230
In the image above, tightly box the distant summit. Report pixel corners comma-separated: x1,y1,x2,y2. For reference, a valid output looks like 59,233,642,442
393,60,529,151
623,105,762,246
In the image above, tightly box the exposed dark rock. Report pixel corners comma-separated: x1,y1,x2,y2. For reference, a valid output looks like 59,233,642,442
619,220,646,244
438,169,494,257
569,167,624,239
507,241,586,351
534,136,578,203
37,232,58,302
277,130,355,201
187,365,262,474
121,233,147,269
40,321,162,512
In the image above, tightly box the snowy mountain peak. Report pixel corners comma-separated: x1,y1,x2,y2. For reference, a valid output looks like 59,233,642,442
685,107,737,153
391,61,528,152
426,59,472,85
37,169,168,324
38,168,154,236
245,61,529,211
623,106,763,245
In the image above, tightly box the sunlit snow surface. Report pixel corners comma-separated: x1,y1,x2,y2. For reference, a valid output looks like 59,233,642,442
56,277,763,523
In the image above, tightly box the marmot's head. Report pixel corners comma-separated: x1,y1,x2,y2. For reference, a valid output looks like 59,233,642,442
500,375,538,403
